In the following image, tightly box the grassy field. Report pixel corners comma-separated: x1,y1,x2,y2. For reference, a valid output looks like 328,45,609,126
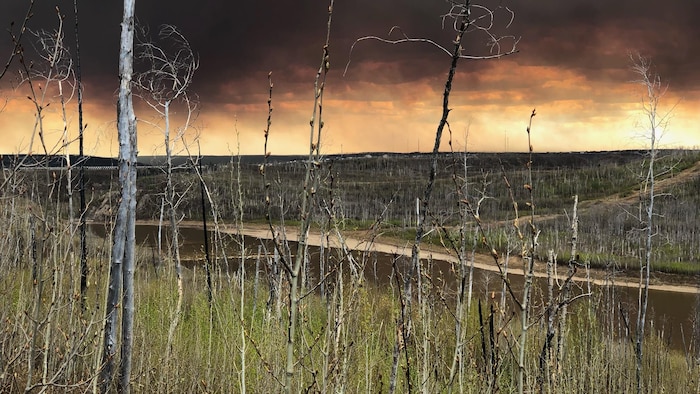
1,260,698,393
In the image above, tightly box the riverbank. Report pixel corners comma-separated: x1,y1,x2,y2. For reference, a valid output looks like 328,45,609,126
135,220,700,295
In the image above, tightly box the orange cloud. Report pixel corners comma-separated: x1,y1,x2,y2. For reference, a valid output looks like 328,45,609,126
2,55,699,158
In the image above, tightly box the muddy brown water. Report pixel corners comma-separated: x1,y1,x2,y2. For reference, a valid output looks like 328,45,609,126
90,223,699,352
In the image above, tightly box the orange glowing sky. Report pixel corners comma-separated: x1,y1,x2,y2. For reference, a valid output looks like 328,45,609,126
1,0,699,157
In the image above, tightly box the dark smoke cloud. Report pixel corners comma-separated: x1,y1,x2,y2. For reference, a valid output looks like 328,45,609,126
3,0,698,100
1,0,698,153
512,0,700,88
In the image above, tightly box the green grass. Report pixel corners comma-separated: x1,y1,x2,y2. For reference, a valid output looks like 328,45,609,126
651,260,700,276
1,260,699,393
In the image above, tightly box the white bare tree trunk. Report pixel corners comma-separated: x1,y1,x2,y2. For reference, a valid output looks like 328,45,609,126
631,54,665,394
101,0,137,392
164,100,184,366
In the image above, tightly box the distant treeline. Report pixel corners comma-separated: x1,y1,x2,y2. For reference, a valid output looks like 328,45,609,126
1,149,696,170
0,154,119,168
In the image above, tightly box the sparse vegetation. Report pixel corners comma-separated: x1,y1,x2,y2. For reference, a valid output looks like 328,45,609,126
1,262,698,392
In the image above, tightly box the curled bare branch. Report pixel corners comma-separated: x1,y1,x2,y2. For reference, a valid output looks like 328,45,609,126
344,0,519,76
135,24,199,107
21,8,76,101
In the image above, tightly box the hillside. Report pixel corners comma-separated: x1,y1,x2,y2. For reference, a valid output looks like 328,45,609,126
9,149,700,275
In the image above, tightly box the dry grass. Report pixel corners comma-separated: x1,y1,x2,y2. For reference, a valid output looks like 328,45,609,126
1,253,698,392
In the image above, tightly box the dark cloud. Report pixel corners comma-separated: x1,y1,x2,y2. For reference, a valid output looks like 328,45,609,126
511,0,700,88
2,1,698,92
1,0,699,154
1,1,519,99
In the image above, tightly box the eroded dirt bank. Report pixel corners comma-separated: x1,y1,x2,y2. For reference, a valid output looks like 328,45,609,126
140,220,699,295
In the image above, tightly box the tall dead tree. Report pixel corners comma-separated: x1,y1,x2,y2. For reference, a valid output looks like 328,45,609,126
18,9,75,389
73,0,89,311
284,2,333,391
259,2,334,391
631,53,669,394
100,0,137,392
346,2,518,391
134,24,198,384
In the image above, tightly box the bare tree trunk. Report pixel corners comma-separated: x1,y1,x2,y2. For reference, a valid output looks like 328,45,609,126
199,153,213,303
73,0,88,311
631,54,664,394
26,215,43,392
100,173,126,392
539,249,556,393
344,4,518,389
164,100,184,386
635,126,655,394
282,3,333,392
101,0,136,391
60,79,74,257
132,22,197,389
555,195,578,384
120,115,137,393
518,110,538,394
233,136,246,393
397,12,471,392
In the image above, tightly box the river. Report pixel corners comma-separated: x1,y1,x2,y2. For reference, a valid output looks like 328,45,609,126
89,222,699,352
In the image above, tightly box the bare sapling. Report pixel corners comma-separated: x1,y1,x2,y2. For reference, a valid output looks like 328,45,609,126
694,296,700,368
183,141,233,302
195,147,215,385
228,125,247,392
443,127,493,391
0,0,34,82
458,138,526,391
197,149,213,303
73,0,89,311
256,2,334,391
517,109,539,394
133,23,198,387
17,7,84,390
539,249,557,391
0,3,34,268
319,171,348,391
282,2,333,390
260,72,285,322
555,195,579,381
533,195,591,394
345,3,518,390
183,139,244,386
630,53,670,394
477,296,501,392
318,161,396,391
237,157,247,393
554,194,576,378
418,254,434,393
512,111,590,394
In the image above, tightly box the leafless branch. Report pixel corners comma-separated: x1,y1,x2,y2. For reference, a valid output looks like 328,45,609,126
0,0,35,81
135,24,199,108
344,1,519,76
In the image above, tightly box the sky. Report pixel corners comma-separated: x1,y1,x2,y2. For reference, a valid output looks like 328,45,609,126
0,0,699,157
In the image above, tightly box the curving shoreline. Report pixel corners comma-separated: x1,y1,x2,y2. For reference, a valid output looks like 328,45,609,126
140,220,699,295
